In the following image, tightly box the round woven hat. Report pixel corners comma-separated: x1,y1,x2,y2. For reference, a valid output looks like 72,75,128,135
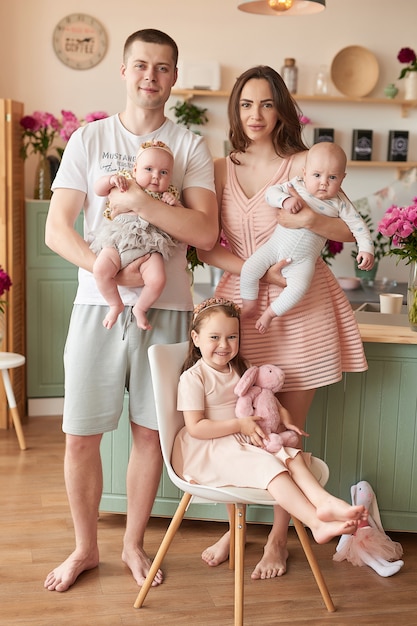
331,46,379,97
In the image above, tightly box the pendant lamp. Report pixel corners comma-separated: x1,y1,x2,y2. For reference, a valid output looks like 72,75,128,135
238,0,326,16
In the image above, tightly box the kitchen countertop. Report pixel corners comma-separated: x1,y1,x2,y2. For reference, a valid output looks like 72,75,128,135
194,281,417,345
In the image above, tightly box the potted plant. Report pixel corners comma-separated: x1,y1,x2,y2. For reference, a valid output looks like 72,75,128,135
351,210,390,281
170,100,208,134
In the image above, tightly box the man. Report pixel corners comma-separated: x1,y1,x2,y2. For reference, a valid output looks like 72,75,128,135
44,28,218,592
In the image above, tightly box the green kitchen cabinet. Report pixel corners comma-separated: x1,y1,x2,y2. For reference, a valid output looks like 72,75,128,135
26,200,81,397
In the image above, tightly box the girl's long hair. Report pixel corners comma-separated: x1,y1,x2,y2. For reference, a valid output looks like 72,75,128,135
182,301,248,377
228,65,308,164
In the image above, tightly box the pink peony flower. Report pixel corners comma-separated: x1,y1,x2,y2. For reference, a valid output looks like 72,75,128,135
20,110,109,159
0,266,12,314
378,197,417,264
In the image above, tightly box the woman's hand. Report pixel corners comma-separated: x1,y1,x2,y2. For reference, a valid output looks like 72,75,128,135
261,258,290,289
276,185,315,230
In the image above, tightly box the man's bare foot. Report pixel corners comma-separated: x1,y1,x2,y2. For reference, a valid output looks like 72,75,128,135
202,531,230,566
251,540,289,580
132,307,152,331
317,499,367,524
312,519,357,545
122,545,163,587
44,548,99,592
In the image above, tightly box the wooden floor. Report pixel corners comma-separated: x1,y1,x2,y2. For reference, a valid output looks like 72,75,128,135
1,416,416,626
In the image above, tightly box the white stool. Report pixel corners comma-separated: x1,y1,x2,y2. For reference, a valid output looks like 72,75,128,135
0,352,27,450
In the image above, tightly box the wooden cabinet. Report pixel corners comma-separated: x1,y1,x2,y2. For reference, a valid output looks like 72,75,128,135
25,200,81,397
100,341,417,530
0,99,26,430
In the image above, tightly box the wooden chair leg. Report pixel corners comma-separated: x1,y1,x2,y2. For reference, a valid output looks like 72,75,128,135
229,506,236,570
1,369,27,451
234,503,246,626
292,517,336,613
9,406,27,451
134,492,192,609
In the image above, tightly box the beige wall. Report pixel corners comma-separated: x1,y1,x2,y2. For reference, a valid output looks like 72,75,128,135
1,0,416,280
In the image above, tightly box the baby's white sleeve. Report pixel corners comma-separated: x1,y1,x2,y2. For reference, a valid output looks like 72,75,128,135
265,184,290,208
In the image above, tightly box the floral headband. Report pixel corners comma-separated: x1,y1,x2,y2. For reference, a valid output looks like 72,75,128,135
193,297,241,319
136,140,174,159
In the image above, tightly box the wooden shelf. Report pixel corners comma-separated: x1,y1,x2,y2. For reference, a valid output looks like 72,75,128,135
171,89,230,100
347,161,417,169
171,89,417,116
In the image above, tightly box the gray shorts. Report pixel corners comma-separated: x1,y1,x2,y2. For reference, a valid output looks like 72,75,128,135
62,305,191,435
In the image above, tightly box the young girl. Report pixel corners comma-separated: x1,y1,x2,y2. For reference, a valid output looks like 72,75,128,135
172,297,368,547
91,140,181,331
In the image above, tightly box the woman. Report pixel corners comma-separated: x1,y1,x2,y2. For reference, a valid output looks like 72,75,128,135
198,66,367,580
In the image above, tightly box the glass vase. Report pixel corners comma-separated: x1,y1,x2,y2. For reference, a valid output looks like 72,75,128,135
407,261,417,331
34,154,52,200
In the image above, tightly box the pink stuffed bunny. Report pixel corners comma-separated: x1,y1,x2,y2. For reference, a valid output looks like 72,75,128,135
234,364,299,453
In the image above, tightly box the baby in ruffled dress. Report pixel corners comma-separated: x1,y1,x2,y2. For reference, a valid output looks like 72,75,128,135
91,140,181,331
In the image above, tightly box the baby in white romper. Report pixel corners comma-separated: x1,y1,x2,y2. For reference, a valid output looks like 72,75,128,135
240,142,374,333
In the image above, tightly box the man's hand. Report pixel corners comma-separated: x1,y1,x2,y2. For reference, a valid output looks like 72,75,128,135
107,180,145,219
116,254,151,288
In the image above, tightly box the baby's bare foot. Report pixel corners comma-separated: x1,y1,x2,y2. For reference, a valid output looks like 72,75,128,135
251,540,288,579
202,531,230,566
103,306,123,329
132,308,152,331
255,310,274,334
122,545,163,587
44,548,99,592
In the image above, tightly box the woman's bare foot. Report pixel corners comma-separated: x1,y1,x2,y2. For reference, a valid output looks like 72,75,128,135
122,545,163,587
317,498,367,524
312,519,357,545
202,530,230,566
44,548,99,592
251,539,289,580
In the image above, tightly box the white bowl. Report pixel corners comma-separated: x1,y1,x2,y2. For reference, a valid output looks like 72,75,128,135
337,276,361,291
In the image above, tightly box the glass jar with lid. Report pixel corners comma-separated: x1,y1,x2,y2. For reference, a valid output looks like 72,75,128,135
281,58,298,94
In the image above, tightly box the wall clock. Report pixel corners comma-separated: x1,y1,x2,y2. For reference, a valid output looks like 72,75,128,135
53,14,108,70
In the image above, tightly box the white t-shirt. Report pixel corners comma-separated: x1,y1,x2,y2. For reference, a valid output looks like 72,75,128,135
52,115,215,310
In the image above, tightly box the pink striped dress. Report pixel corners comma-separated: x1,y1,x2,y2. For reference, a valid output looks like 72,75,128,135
215,156,367,392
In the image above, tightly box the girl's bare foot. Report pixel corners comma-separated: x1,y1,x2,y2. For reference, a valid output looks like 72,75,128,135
44,548,99,592
317,498,367,524
122,545,163,587
312,519,357,545
202,531,230,566
251,539,288,579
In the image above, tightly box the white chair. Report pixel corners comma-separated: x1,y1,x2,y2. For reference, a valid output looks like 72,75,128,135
0,352,27,450
134,342,335,623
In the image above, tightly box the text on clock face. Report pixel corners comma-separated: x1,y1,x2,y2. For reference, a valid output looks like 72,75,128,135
64,38,96,55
